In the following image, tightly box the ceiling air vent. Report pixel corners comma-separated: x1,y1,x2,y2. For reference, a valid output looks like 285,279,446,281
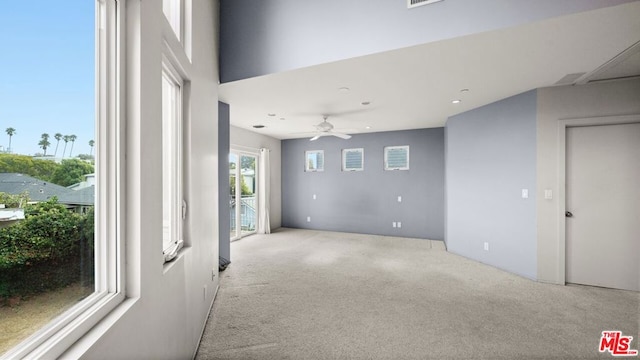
408,0,443,9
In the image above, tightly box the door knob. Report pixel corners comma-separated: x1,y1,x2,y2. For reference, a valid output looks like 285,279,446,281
565,211,573,218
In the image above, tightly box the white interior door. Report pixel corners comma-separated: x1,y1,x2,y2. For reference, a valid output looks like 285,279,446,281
566,123,640,291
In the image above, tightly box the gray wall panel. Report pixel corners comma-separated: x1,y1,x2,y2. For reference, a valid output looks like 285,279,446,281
445,90,537,279
220,0,633,82
218,102,230,261
282,128,444,240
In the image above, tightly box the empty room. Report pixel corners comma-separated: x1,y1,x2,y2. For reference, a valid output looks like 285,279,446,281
1,1,638,360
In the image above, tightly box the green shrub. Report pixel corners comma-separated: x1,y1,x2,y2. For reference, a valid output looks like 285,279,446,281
0,198,94,300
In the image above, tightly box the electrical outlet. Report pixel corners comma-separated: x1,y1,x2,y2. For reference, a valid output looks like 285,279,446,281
521,189,529,199
392,222,397,228
484,242,489,251
307,216,311,222
313,194,317,200
397,222,402,228
397,196,402,203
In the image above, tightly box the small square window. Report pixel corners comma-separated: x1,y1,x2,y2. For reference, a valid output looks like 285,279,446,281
384,146,409,171
342,148,364,171
305,150,324,172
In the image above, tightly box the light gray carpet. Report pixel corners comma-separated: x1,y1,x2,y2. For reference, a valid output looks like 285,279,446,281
196,228,639,360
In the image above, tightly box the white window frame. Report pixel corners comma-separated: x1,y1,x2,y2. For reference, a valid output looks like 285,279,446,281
384,145,410,171
160,1,191,263
342,148,364,172
161,61,185,262
305,150,324,172
1,1,125,358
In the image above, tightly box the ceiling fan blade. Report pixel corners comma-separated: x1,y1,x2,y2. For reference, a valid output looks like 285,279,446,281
309,134,322,141
332,132,352,140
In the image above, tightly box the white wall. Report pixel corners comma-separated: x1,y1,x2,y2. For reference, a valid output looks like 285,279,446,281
536,78,640,284
230,125,282,229
63,1,220,359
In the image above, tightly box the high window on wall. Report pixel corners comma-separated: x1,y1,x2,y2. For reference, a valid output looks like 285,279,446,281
161,62,184,261
1,1,123,358
342,148,364,171
163,0,183,40
161,0,191,263
305,150,324,172
384,146,410,170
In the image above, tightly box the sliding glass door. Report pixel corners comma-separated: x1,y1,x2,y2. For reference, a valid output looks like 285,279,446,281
229,152,258,240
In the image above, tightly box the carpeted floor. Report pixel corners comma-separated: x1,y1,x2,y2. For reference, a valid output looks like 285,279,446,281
196,228,639,360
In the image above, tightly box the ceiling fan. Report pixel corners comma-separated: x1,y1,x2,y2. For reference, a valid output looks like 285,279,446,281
310,116,352,141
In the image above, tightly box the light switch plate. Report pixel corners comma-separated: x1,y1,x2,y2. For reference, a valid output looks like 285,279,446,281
522,189,529,199
544,189,553,200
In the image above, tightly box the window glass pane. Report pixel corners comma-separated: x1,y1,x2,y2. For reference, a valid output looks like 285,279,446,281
163,0,181,40
343,148,364,171
161,71,181,253
305,151,324,172
0,2,96,354
385,146,409,170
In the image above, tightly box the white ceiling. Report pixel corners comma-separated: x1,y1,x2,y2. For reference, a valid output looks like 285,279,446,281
219,2,640,140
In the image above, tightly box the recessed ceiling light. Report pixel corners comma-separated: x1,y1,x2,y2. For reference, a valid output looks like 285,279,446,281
452,99,462,104
267,113,276,117
365,126,372,129
253,125,265,129
338,87,350,93
361,101,371,106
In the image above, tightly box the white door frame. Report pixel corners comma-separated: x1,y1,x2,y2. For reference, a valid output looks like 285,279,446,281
230,145,260,241
556,114,640,284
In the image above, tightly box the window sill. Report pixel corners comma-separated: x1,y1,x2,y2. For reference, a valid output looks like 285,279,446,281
163,245,191,274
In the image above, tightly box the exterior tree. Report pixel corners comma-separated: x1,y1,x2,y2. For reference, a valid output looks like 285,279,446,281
62,135,70,158
68,134,78,157
5,127,16,153
38,134,51,156
49,159,94,187
53,133,63,157
88,140,95,155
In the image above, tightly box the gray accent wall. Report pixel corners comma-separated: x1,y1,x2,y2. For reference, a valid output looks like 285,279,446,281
446,90,537,279
218,102,230,261
219,0,633,82
282,128,444,240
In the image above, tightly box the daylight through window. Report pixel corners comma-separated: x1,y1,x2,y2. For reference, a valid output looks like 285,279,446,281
305,150,324,172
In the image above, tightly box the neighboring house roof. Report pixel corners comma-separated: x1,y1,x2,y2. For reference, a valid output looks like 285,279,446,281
0,173,94,206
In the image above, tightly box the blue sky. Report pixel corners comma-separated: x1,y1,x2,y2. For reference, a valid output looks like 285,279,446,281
0,2,95,156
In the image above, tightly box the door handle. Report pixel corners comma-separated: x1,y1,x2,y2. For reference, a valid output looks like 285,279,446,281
565,211,573,218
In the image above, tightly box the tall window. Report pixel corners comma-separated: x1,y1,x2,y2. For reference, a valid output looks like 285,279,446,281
162,63,184,261
161,0,190,263
1,1,122,357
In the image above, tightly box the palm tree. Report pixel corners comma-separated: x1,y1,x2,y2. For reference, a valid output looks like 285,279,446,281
5,127,16,153
62,135,71,158
89,139,95,155
53,133,63,157
68,134,78,157
39,133,51,156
